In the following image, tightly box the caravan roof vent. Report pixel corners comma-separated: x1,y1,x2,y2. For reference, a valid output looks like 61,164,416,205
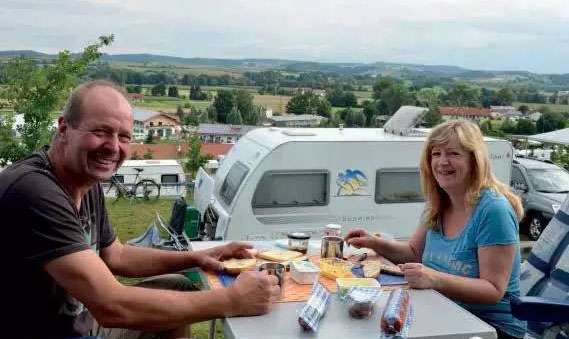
281,130,317,137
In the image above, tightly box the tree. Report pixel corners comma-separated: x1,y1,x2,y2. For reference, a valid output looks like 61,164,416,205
537,112,566,133
362,100,378,127
168,85,179,98
345,92,358,107
145,130,154,144
416,87,445,110
184,132,213,177
445,82,481,107
495,88,514,106
151,83,166,96
352,111,366,127
226,106,243,125
286,92,322,115
372,77,414,115
176,104,185,121
189,85,207,100
518,105,530,114
0,35,113,165
130,151,141,160
500,119,517,134
422,108,443,127
213,89,234,123
234,90,254,125
143,148,154,159
316,99,332,118
516,119,536,135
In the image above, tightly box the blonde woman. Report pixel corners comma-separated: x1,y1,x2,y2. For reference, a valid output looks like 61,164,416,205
345,120,526,339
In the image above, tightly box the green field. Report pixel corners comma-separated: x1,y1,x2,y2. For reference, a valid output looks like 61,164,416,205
106,197,224,338
253,94,290,114
111,61,248,77
513,102,569,113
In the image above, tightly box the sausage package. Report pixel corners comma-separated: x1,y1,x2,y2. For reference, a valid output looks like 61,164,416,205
380,289,413,339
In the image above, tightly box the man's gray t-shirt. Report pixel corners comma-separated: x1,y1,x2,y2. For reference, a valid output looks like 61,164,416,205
0,148,116,338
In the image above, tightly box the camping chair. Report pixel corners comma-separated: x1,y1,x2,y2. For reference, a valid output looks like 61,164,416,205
513,195,569,339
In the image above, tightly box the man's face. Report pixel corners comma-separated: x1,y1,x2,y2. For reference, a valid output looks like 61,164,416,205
62,86,133,182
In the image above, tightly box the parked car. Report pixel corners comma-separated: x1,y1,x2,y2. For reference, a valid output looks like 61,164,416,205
510,156,569,240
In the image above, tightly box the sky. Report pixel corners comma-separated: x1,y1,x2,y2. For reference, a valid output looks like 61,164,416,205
1,0,568,74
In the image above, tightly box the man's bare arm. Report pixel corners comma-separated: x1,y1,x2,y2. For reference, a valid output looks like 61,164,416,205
44,249,279,331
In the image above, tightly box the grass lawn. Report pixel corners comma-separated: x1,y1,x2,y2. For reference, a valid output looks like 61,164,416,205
106,197,223,338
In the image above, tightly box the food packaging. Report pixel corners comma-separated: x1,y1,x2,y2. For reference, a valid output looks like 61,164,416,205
346,287,383,319
381,289,411,335
336,277,381,299
298,282,331,331
291,260,321,284
319,258,354,279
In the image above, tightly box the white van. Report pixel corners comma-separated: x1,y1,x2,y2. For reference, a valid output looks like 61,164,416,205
194,127,514,241
107,159,186,198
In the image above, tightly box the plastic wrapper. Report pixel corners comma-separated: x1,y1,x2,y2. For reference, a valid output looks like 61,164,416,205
297,282,331,331
380,289,413,339
345,286,383,319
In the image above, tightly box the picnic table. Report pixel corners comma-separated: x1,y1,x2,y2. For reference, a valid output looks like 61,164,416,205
190,240,497,339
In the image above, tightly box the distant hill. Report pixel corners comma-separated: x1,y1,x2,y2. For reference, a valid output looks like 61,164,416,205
1,50,568,89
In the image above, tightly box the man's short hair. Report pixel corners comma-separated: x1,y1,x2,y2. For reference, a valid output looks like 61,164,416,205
62,80,130,128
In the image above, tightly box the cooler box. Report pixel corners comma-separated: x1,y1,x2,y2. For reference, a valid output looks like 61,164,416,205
184,206,200,240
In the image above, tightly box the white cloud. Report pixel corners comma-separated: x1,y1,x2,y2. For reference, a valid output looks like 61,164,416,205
1,0,568,73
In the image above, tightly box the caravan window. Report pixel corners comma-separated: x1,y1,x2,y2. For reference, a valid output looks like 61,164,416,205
220,161,249,206
252,170,329,208
375,168,424,204
161,174,179,183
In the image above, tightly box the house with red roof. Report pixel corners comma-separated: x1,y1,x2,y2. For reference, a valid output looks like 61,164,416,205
438,106,490,122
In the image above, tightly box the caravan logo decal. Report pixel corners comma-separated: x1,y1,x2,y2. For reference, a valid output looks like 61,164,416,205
336,169,370,196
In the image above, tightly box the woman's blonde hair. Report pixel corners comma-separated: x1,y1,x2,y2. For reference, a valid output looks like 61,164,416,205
419,119,523,229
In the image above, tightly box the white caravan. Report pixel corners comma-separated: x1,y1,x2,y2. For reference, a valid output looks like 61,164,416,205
194,127,514,241
106,159,186,197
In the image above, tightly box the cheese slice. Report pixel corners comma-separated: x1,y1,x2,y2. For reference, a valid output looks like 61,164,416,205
223,258,257,275
380,263,404,276
257,249,303,262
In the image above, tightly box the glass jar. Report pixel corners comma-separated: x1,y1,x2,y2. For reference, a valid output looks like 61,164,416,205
287,232,311,254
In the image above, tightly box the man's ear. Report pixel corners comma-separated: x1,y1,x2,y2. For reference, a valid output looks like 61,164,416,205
56,117,69,142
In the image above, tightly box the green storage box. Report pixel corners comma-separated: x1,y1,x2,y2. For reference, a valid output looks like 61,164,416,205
184,206,200,240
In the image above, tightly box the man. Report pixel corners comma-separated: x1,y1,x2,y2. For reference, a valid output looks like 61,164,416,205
0,80,280,338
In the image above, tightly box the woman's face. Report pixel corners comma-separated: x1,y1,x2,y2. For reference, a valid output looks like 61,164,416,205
430,138,472,195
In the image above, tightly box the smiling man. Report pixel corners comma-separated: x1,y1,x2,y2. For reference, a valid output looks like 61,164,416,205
0,80,280,339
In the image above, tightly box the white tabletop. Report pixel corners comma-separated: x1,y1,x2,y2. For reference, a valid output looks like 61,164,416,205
190,241,497,339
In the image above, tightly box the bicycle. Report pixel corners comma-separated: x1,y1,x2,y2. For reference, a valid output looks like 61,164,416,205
105,167,161,202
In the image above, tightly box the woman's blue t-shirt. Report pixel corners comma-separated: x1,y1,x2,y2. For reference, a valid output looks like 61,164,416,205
422,189,526,338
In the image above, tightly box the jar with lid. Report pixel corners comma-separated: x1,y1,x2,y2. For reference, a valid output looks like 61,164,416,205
324,224,342,237
287,232,311,254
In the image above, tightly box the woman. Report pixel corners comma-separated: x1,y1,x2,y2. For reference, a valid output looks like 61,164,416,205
345,120,526,339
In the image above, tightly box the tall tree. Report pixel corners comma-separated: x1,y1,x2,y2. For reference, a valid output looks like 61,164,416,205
495,88,514,106
0,35,113,165
234,90,254,124
352,111,366,127
213,90,234,123
445,82,481,107
422,108,443,127
184,132,214,178
227,106,243,125
151,83,166,96
537,112,566,133
516,119,537,135
168,85,179,98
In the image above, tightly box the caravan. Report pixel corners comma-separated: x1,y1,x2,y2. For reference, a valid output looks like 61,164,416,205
105,159,186,198
194,126,514,241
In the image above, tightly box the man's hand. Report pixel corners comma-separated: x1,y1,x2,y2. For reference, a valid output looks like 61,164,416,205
344,228,379,249
225,271,281,316
196,242,254,271
399,263,440,289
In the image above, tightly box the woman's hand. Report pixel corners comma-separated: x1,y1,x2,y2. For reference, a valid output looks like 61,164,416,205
344,228,379,250
197,242,254,271
399,263,440,289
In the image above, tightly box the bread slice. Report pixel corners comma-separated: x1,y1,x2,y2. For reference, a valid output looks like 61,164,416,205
380,263,404,276
362,259,381,278
257,249,303,262
223,258,257,275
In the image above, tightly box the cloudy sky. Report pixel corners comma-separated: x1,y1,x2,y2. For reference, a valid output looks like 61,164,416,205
1,0,568,73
